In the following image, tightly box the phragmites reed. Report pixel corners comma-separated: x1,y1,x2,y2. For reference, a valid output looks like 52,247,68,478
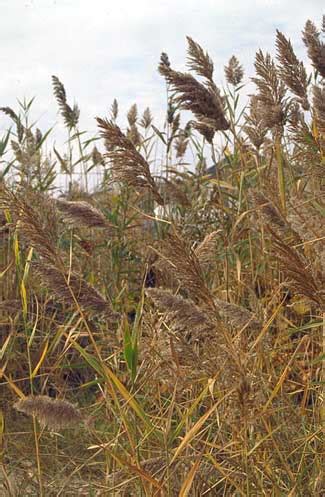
252,50,289,134
33,261,118,319
313,85,325,139
0,106,19,122
52,75,80,129
158,38,229,143
0,186,117,318
97,118,164,205
174,122,191,158
140,107,153,129
224,56,244,87
214,298,261,333
127,104,138,126
146,288,213,336
160,178,191,207
194,230,220,271
302,18,325,78
270,232,325,310
0,187,59,264
156,230,213,305
250,190,288,234
14,396,84,431
186,36,214,80
56,199,112,229
110,98,119,120
243,95,268,150
126,104,141,146
275,30,310,110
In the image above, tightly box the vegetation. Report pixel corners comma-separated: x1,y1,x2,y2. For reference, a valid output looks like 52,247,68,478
0,16,324,496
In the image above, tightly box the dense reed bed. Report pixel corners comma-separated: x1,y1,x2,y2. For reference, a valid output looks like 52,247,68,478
0,17,324,496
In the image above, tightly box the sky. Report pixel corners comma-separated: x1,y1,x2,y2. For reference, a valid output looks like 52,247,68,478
0,0,324,148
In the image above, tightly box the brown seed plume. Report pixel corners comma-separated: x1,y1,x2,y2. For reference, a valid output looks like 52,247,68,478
276,30,310,110
271,232,325,310
97,118,164,205
0,187,59,264
214,298,261,333
224,56,244,86
243,96,268,150
252,50,289,134
250,190,288,234
158,40,229,142
186,36,214,81
33,261,118,319
302,19,325,78
14,395,84,431
146,288,213,336
195,231,220,271
313,85,325,138
52,75,80,129
110,98,119,120
156,230,213,305
56,199,112,229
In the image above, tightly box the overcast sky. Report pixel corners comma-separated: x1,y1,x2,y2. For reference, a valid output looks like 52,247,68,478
0,0,323,142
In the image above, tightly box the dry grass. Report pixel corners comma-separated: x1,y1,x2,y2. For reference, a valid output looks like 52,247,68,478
0,17,324,496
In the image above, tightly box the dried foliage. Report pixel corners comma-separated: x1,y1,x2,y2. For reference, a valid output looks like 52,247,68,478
1,19,325,496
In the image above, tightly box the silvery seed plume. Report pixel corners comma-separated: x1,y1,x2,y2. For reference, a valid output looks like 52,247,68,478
140,107,153,129
14,395,84,431
186,36,214,81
